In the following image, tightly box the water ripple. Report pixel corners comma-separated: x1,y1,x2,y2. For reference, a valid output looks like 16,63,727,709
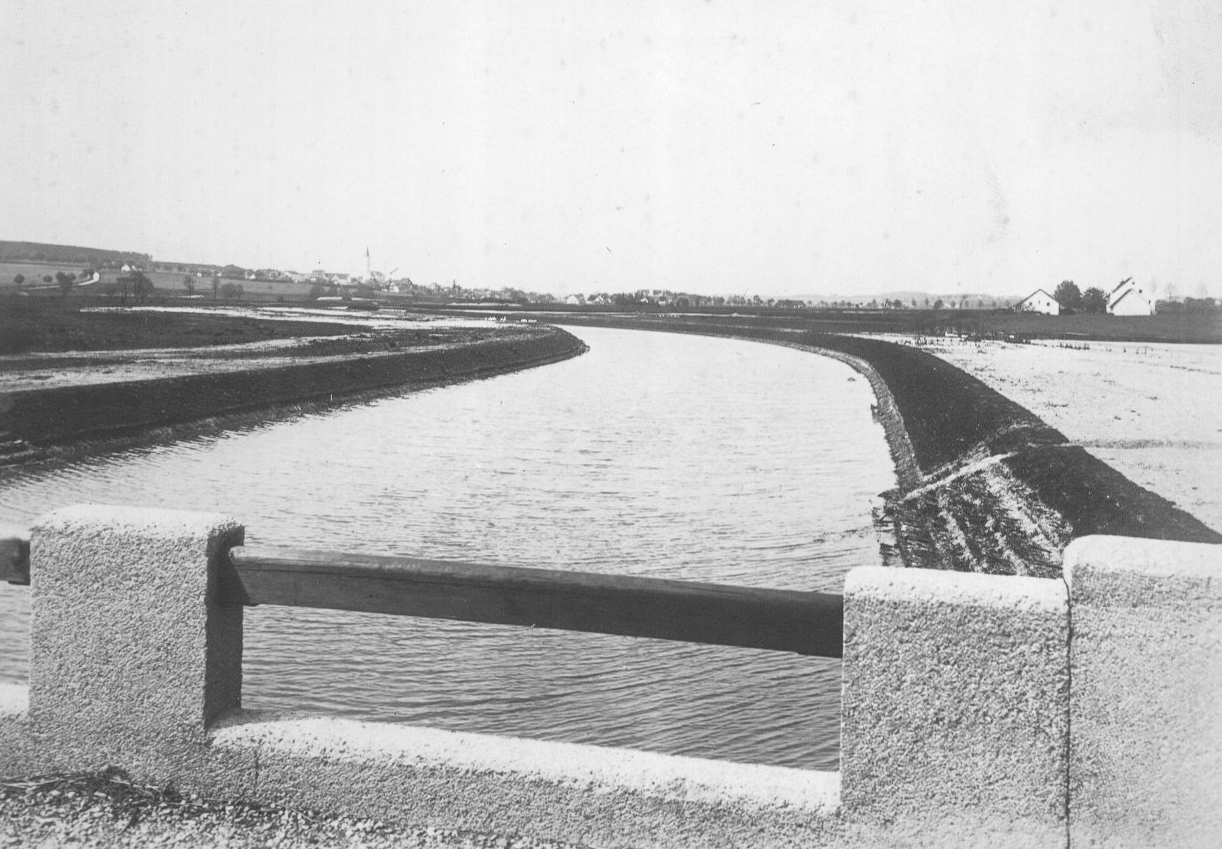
0,326,894,769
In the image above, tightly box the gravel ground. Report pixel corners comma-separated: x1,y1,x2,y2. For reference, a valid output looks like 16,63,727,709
0,770,586,849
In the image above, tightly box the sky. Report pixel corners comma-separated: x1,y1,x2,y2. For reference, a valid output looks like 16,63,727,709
3,0,1222,299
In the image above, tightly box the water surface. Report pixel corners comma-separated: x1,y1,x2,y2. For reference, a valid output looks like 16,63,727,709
0,326,894,768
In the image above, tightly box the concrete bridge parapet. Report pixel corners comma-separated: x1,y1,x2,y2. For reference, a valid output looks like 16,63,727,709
0,505,1219,847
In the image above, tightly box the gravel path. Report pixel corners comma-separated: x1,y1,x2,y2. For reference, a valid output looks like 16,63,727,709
0,770,585,849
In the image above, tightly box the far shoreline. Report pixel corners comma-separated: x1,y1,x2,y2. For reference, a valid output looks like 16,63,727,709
0,312,587,475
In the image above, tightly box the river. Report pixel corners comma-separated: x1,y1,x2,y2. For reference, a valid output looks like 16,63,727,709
0,326,895,769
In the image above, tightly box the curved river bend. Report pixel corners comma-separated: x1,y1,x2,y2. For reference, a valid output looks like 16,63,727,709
0,326,895,770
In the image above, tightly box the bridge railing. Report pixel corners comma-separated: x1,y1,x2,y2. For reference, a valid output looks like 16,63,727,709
5,534,843,657
4,508,1220,847
224,545,844,657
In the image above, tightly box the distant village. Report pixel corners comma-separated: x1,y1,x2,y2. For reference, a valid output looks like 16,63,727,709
1,239,1218,315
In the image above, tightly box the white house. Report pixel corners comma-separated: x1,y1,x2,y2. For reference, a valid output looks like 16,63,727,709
1107,278,1155,316
1016,289,1060,315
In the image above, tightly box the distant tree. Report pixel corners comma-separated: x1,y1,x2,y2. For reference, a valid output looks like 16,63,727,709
1053,280,1083,314
42,275,53,284
13,273,24,289
211,276,221,299
933,298,944,310
118,271,154,303
182,275,195,296
56,271,73,298
1183,296,1218,313
1081,287,1108,314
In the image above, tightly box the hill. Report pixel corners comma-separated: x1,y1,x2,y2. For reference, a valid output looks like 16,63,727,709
0,240,150,269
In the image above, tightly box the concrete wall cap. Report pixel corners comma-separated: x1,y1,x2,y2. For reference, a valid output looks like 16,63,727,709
844,565,1065,613
1065,534,1222,588
212,712,839,813
32,504,241,537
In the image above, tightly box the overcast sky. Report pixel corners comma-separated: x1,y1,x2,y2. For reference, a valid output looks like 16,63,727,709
3,0,1221,297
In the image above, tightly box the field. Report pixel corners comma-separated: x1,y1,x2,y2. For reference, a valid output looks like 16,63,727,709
441,302,1222,344
0,261,318,300
0,297,362,355
937,309,1222,344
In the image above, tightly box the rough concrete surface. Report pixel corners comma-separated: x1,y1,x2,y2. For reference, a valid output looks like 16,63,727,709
841,566,1069,839
1066,535,1222,848
210,710,843,849
26,505,244,780
0,683,33,778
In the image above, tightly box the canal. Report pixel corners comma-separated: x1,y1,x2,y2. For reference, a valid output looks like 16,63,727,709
0,325,895,769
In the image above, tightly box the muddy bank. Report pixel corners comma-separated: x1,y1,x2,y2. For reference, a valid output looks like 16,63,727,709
0,326,585,463
788,333,1221,576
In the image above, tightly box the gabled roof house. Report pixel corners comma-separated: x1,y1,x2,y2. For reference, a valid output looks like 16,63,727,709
1107,278,1154,316
1016,289,1060,315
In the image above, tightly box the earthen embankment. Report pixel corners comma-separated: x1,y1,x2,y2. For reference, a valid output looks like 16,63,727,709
790,332,1221,576
0,326,585,455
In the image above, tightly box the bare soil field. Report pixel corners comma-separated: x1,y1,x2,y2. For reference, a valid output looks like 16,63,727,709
900,336,1222,533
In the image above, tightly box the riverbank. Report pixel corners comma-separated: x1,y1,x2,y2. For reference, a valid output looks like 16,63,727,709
903,335,1222,533
0,309,586,471
789,332,1220,577
459,311,1219,576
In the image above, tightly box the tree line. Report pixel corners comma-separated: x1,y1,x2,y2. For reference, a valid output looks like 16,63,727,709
1051,281,1108,314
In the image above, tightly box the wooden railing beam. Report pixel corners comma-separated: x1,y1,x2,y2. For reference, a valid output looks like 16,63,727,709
224,545,844,658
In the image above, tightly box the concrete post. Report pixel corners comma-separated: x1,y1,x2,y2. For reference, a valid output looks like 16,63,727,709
841,566,1069,843
28,505,244,776
1065,535,1222,848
